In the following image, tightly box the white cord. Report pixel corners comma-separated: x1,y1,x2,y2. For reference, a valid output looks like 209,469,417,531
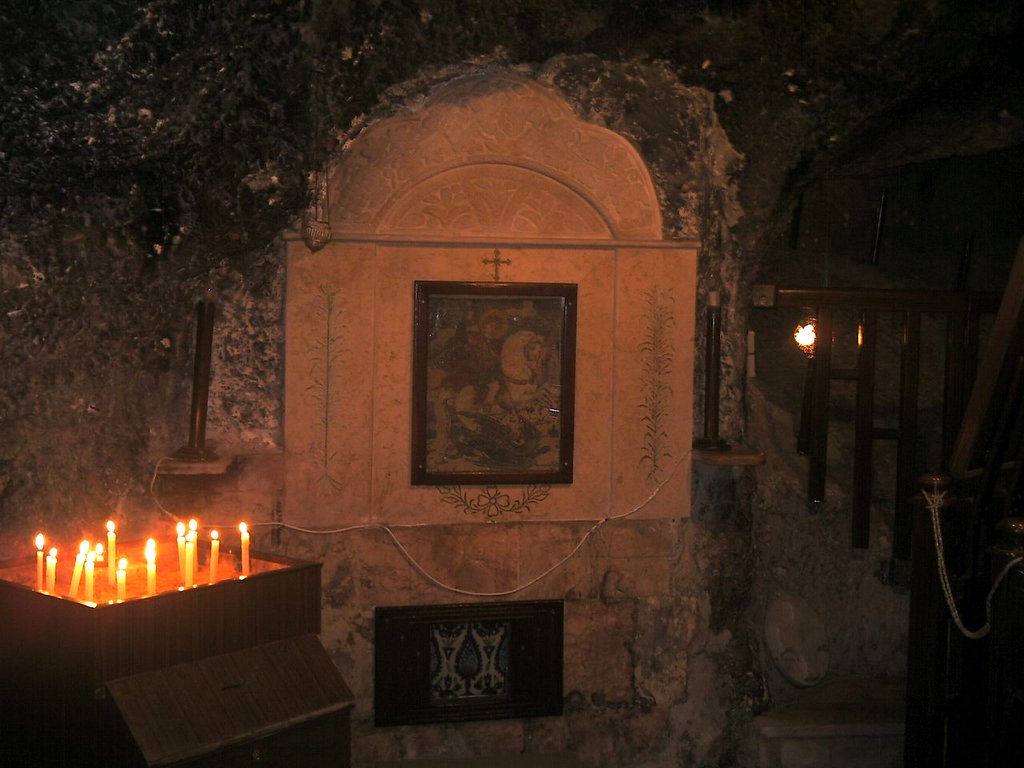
150,453,684,598
923,487,1024,640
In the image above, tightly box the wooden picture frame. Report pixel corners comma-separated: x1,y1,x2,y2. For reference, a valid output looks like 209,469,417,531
412,281,577,486
374,600,564,726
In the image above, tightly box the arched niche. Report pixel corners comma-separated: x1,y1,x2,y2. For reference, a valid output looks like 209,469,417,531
284,73,696,527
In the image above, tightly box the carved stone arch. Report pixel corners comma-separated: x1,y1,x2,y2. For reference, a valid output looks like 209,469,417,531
328,73,663,240
378,163,612,238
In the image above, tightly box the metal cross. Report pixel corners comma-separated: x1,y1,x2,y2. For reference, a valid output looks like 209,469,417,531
482,248,511,282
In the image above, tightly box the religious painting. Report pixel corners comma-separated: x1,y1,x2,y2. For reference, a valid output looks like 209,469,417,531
412,281,577,485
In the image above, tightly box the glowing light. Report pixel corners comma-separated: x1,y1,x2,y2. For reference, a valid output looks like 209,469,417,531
794,320,817,357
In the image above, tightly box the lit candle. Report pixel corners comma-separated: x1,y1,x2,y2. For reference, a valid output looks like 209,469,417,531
208,530,219,584
84,551,95,604
45,548,57,593
186,519,198,587
176,522,186,585
68,540,88,598
106,520,117,586
145,538,157,596
35,534,45,591
185,532,195,588
116,557,127,602
239,522,250,576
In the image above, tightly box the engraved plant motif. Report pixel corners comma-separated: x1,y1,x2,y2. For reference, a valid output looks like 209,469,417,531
639,287,675,482
305,283,345,490
438,485,550,518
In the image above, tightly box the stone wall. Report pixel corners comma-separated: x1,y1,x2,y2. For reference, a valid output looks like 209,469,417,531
152,61,766,767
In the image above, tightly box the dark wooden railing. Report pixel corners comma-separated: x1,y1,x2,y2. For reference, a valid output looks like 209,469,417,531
770,287,998,554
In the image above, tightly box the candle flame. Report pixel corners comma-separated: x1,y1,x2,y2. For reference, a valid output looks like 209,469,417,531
211,530,219,540
49,547,58,558
35,533,44,550
145,538,156,560
86,551,96,564
95,543,104,556
176,521,186,537
118,557,127,571
106,519,116,533
239,522,248,535
79,540,90,555
188,518,198,533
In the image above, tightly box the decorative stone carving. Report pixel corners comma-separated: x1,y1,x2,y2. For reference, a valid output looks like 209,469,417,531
380,166,610,238
329,74,661,239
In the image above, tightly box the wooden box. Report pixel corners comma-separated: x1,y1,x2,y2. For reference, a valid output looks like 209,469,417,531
106,634,353,767
0,546,330,767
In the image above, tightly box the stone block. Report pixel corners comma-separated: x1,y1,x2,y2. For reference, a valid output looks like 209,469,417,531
779,737,830,768
593,518,682,558
563,600,636,701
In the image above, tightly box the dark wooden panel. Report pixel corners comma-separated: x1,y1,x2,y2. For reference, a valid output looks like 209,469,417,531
106,634,353,767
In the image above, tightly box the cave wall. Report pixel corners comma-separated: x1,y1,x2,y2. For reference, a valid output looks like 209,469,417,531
4,2,1024,765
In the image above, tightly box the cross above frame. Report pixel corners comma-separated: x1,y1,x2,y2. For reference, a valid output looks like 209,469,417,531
482,248,511,281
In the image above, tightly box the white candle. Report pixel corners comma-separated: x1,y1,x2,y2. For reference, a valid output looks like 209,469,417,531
68,540,88,598
35,534,45,591
186,519,198,586
145,538,157,596
45,548,57,593
106,520,117,587
176,522,186,585
239,522,250,576
185,534,195,588
84,552,95,604
116,558,127,602
208,530,219,584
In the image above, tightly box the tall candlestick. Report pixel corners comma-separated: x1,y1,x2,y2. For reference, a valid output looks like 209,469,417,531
694,291,729,451
208,530,219,584
84,552,95,604
106,520,117,586
68,540,88,598
176,522,186,585
116,558,127,602
45,548,57,593
145,538,157,596
185,534,195,588
239,522,250,576
35,534,45,592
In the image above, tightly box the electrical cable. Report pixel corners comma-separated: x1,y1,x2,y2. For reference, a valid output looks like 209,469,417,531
149,452,685,598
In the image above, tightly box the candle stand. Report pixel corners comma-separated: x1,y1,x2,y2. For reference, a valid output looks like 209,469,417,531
0,543,352,767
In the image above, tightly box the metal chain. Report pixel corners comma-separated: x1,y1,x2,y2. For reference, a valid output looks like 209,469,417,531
923,487,1024,640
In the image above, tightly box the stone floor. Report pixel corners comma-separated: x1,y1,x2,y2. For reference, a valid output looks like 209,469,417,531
753,677,905,768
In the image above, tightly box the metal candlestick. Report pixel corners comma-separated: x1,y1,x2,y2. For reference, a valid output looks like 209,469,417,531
694,294,730,451
173,300,218,462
